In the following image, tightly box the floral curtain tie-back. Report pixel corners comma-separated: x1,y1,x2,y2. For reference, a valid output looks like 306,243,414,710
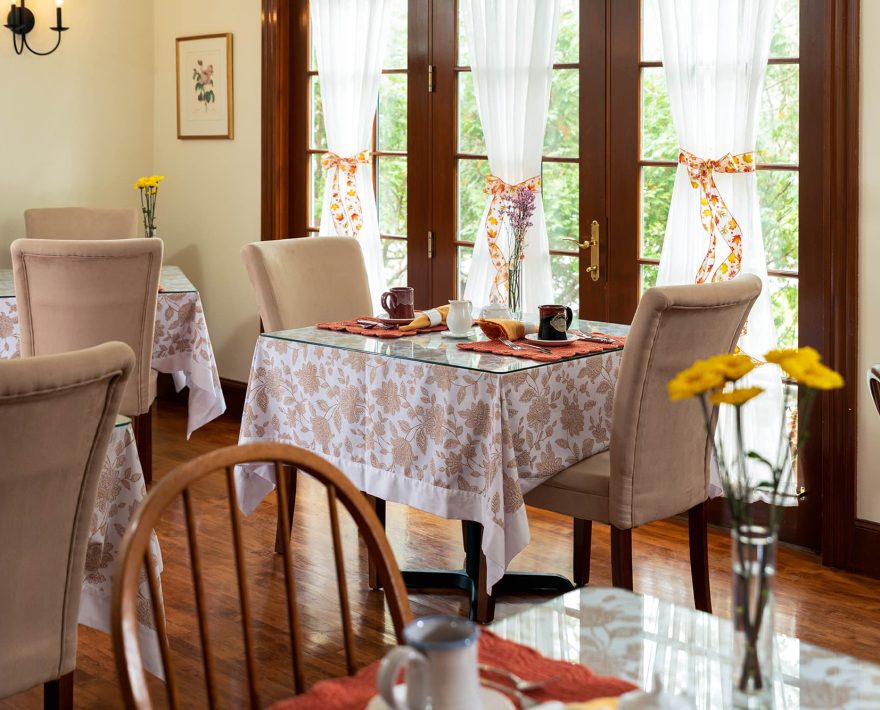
321,150,371,237
483,174,541,303
679,148,756,284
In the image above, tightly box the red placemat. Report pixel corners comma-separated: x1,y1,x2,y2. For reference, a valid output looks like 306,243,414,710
317,318,448,339
268,629,635,710
457,334,626,362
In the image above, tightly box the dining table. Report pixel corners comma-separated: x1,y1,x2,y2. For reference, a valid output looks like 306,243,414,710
235,319,628,621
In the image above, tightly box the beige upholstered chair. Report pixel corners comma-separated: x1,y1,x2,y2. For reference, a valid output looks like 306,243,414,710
0,342,134,709
24,207,141,240
11,238,162,483
240,236,373,332
524,275,762,614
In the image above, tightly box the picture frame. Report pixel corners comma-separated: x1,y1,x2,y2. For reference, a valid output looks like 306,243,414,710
175,33,234,139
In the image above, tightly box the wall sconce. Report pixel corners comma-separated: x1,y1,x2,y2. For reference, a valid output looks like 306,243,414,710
4,0,68,56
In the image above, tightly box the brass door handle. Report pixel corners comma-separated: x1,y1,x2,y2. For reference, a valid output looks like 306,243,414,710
563,220,600,282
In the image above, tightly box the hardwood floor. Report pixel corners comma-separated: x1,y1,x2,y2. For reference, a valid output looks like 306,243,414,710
4,399,880,708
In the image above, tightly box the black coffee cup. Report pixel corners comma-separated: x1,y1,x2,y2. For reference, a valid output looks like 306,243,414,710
538,304,574,340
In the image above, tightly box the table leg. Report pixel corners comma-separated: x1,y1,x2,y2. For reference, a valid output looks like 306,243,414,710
274,465,297,555
133,406,153,487
368,496,387,590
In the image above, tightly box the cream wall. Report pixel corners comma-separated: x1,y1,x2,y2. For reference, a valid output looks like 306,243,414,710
859,1,880,522
152,0,261,382
0,1,154,268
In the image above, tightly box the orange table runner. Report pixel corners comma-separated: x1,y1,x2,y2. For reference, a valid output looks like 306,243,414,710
457,334,626,363
317,318,448,339
268,629,635,710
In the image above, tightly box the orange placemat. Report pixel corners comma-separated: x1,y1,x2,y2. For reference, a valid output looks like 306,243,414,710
457,334,626,362
268,629,635,710
317,318,448,339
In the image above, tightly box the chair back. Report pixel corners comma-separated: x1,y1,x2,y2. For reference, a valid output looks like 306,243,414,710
11,238,162,417
870,366,880,416
25,207,141,239
241,237,373,332
609,275,762,529
0,342,133,698
112,442,413,710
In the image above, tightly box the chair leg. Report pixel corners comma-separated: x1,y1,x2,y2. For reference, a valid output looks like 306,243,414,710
368,496,387,590
610,527,633,590
573,518,592,587
274,465,298,555
688,501,712,613
133,405,153,486
44,672,73,710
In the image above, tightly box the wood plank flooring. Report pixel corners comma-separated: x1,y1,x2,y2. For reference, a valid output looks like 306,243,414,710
4,399,880,708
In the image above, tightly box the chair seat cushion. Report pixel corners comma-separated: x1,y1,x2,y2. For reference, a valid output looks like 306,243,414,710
524,450,611,524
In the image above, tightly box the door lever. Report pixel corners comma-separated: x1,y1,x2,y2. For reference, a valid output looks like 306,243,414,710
562,220,600,282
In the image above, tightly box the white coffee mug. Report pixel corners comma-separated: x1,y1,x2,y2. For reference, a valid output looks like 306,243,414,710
377,615,481,710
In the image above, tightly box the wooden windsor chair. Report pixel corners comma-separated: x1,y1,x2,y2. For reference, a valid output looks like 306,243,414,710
111,442,413,710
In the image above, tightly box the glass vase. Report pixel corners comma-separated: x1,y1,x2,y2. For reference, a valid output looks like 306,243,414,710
507,264,523,319
731,525,777,709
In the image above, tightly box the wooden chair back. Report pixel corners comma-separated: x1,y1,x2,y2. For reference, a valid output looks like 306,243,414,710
112,443,413,710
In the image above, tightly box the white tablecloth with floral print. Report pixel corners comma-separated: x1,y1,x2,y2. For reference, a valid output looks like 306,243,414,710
235,326,625,592
82,419,165,678
0,265,226,437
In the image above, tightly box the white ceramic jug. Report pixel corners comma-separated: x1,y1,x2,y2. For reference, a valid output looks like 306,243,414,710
446,300,473,335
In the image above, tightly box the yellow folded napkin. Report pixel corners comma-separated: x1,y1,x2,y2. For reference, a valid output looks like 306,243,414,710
476,318,538,341
399,304,450,331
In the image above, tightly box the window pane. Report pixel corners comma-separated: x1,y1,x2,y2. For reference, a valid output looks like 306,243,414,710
770,0,799,59
377,156,407,236
378,73,407,152
383,0,408,69
640,166,675,259
551,254,579,313
310,77,326,150
310,153,325,229
458,72,486,154
641,0,663,62
759,170,799,272
769,276,798,349
555,0,579,64
542,162,579,252
544,68,579,157
757,64,799,165
383,238,408,289
641,263,659,294
457,1,469,67
457,245,473,299
457,158,489,244
641,67,676,161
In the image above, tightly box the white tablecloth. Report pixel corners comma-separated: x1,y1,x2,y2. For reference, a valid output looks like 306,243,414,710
236,333,623,592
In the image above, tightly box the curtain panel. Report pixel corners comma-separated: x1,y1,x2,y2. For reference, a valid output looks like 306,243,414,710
311,0,387,311
461,0,561,313
656,0,790,499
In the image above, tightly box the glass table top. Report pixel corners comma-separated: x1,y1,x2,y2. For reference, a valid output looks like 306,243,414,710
0,264,195,298
263,319,629,374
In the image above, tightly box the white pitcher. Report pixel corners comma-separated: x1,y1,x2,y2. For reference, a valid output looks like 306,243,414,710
446,300,473,335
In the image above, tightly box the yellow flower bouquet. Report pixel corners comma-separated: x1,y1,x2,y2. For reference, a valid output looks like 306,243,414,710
134,175,165,237
668,347,842,705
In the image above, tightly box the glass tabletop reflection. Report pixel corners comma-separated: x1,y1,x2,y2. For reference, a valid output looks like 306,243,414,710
263,319,629,374
0,264,196,298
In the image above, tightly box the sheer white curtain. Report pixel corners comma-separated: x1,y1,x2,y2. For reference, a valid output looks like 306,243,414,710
657,0,790,498
462,0,560,313
311,0,387,311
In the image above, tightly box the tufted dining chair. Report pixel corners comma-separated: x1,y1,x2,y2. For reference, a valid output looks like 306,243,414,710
11,238,162,484
0,342,134,709
25,207,140,239
523,275,762,615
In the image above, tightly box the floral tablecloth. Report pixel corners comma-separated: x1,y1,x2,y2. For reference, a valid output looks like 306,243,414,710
0,265,226,437
235,328,624,592
81,419,165,677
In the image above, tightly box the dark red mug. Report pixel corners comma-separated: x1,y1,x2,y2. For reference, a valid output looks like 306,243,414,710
538,304,574,340
381,287,415,320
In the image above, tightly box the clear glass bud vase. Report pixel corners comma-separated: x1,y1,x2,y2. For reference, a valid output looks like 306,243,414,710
507,264,523,319
731,525,777,709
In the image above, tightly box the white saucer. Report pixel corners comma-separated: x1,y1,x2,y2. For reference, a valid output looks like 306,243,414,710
375,314,418,325
366,685,515,710
525,332,578,347
441,329,473,339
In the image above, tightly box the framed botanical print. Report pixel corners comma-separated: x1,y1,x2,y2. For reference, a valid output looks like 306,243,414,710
175,33,234,139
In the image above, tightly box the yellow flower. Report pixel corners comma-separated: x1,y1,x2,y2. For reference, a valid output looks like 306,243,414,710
705,353,755,382
764,347,844,390
765,346,820,366
667,360,726,401
709,386,764,406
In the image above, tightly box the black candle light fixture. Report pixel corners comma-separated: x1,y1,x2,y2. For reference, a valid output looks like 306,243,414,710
4,0,68,56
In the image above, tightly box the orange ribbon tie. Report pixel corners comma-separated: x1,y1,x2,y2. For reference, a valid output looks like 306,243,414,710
322,151,371,237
